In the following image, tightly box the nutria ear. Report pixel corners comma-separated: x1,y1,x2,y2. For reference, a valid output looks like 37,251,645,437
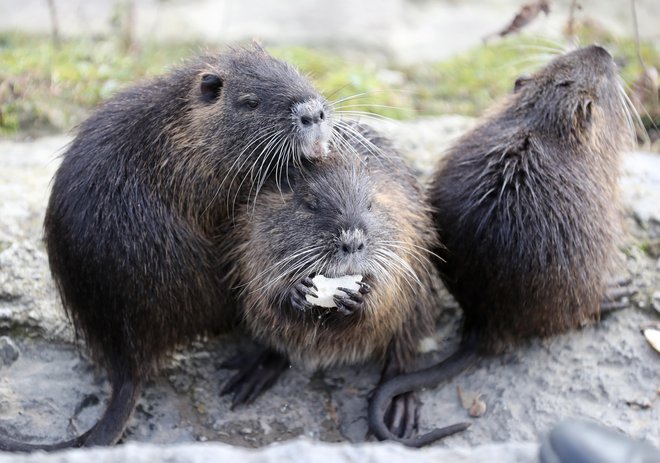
200,73,223,103
579,100,593,131
251,39,266,53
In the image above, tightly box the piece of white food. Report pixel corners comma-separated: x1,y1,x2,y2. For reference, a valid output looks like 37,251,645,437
305,274,363,308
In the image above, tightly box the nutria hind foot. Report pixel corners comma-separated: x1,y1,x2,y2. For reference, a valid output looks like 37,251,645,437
368,342,478,447
382,389,418,439
601,277,637,314
219,347,289,409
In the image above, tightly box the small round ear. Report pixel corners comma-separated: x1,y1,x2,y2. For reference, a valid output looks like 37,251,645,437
579,100,593,131
200,73,223,103
251,39,266,53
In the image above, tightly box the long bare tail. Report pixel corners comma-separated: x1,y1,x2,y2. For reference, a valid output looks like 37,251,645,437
0,373,142,452
368,341,479,447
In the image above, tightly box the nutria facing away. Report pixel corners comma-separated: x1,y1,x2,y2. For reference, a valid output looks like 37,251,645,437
369,45,634,447
221,123,468,441
0,45,339,451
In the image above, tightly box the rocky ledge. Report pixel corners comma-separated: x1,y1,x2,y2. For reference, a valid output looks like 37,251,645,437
0,118,658,462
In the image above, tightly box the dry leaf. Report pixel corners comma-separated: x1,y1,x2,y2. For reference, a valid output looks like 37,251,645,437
457,384,472,409
469,395,488,417
496,0,551,38
457,384,487,418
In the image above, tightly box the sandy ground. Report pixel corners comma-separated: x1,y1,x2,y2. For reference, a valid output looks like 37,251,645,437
0,120,658,455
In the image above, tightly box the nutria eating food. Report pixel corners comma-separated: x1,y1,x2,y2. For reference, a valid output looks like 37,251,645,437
221,122,467,441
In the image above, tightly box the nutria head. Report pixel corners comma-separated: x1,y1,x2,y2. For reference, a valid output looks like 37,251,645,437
192,45,331,160
156,45,335,218
510,45,631,149
242,158,423,308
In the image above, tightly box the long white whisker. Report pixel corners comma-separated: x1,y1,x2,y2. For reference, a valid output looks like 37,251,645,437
249,131,287,211
239,244,326,293
231,129,286,217
329,91,380,107
202,126,275,216
334,120,391,162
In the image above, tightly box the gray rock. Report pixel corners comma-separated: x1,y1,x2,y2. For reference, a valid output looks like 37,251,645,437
652,291,660,313
368,116,476,179
0,336,19,366
621,151,660,228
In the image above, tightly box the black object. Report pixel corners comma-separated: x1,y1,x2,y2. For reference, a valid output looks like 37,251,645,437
539,419,660,463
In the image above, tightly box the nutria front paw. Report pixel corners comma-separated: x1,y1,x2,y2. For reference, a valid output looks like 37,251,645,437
334,282,370,316
289,276,317,312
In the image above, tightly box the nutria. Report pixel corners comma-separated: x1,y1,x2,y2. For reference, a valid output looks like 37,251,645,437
221,123,468,441
0,44,339,451
369,45,634,447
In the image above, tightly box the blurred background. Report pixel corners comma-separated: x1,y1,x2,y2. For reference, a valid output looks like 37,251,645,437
0,0,658,145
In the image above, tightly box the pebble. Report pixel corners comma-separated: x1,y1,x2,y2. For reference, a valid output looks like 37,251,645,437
0,336,20,366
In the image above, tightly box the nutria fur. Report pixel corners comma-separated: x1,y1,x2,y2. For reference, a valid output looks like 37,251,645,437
223,123,468,440
0,45,336,451
370,45,633,446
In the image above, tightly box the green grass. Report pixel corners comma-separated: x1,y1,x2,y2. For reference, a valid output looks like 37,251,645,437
1,25,658,137
0,34,200,135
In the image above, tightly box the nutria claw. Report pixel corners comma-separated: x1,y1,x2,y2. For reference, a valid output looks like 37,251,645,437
219,347,290,409
601,277,637,314
334,287,366,315
289,277,317,312
357,281,372,294
384,391,419,439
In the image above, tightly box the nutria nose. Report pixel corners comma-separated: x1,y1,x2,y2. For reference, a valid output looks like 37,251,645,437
339,229,366,255
341,240,365,254
299,109,325,127
293,99,328,129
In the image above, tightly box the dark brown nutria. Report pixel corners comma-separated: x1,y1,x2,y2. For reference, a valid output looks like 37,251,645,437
369,45,634,447
0,45,341,451
221,122,468,441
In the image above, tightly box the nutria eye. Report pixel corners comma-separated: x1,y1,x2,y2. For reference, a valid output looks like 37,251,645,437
239,95,260,110
557,80,574,87
303,196,318,211
514,75,531,93
200,74,223,103
367,201,373,211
